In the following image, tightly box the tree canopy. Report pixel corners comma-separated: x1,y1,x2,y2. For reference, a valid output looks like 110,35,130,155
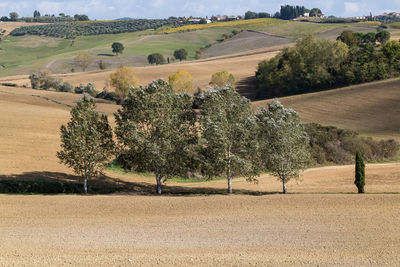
112,42,125,56
114,80,198,194
110,66,138,101
147,53,165,65
198,85,259,194
256,100,310,193
173,48,188,61
57,96,114,193
168,69,194,93
74,52,93,72
209,71,236,87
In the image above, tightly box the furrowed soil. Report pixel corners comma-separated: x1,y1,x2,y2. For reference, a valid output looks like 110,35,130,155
0,194,399,266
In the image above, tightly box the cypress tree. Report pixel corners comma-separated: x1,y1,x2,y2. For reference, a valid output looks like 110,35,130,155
354,151,365,193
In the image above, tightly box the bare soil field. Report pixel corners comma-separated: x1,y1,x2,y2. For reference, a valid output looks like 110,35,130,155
254,78,400,140
1,71,400,265
202,30,291,58
0,194,399,266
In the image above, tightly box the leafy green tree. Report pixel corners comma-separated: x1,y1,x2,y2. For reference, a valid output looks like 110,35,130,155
147,53,165,65
57,96,115,193
355,151,365,193
114,79,197,195
244,11,258,20
198,85,259,194
258,12,270,18
257,100,310,194
209,71,236,87
9,12,18,21
337,30,360,47
33,10,41,18
376,31,390,46
256,35,348,98
112,42,124,56
173,48,188,61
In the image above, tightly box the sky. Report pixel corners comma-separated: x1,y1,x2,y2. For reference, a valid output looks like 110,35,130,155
0,0,399,20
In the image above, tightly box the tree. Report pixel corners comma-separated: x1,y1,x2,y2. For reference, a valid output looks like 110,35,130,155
209,70,236,87
376,31,390,46
112,42,124,56
9,12,19,21
173,48,188,61
57,96,114,193
114,79,197,195
168,69,194,93
199,18,207,24
244,11,258,20
147,53,165,65
257,100,310,194
198,85,259,194
33,10,41,18
74,14,89,21
110,66,138,102
74,52,93,72
354,150,365,193
258,12,270,18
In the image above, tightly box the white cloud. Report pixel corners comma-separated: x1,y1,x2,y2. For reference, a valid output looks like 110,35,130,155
36,1,62,15
344,2,360,16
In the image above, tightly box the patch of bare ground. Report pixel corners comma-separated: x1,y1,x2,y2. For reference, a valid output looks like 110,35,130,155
0,194,399,265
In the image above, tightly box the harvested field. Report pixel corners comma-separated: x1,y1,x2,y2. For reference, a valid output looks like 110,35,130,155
202,30,291,58
254,78,400,140
0,194,399,266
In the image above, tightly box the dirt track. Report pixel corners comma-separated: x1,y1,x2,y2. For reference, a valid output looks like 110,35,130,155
0,194,399,266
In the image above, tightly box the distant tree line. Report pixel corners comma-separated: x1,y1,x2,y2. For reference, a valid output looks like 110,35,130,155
245,5,322,21
0,11,89,23
10,18,190,39
256,31,396,98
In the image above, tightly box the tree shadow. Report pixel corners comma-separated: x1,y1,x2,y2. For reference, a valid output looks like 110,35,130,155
97,53,115,57
0,172,278,196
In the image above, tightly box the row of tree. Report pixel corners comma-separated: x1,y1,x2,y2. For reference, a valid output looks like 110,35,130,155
244,5,322,21
58,82,310,195
10,18,190,39
256,31,396,98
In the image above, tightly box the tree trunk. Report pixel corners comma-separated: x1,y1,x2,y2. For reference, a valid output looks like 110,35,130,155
156,175,163,195
84,177,88,194
227,176,232,194
83,167,88,194
282,176,287,194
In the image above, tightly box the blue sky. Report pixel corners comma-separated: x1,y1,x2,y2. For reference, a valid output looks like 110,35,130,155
0,0,399,20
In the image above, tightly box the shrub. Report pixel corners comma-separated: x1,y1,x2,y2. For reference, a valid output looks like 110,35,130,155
74,83,98,97
147,53,165,65
98,60,106,70
57,82,74,92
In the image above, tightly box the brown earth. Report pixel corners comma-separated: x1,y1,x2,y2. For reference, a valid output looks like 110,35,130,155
0,194,399,266
254,78,400,140
2,67,400,265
